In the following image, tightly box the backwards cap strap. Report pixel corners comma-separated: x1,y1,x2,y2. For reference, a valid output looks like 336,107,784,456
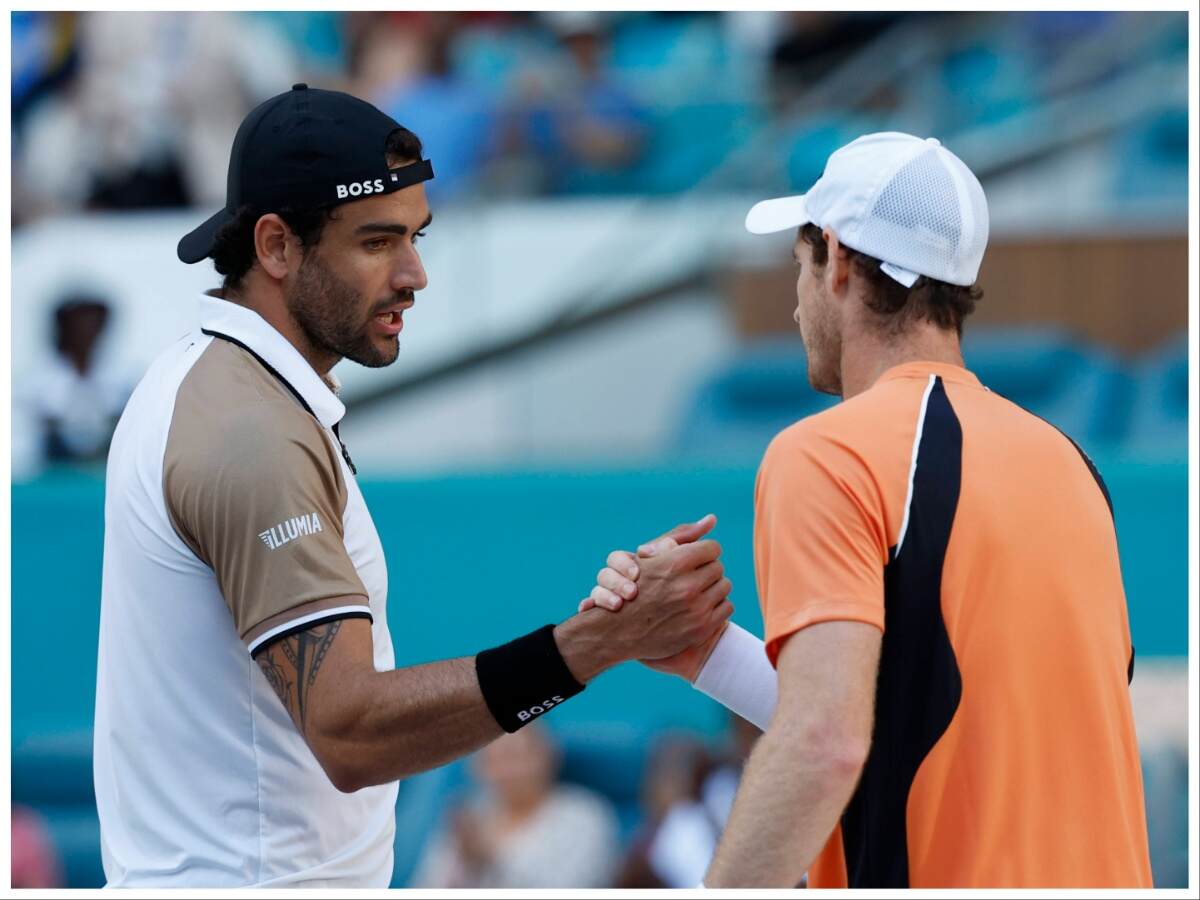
268,158,436,209
388,159,434,190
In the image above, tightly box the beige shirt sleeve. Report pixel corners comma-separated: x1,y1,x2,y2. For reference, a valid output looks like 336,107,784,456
163,377,369,651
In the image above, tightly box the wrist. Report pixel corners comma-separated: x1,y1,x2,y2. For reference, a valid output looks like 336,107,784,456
691,622,777,731
475,625,586,732
684,622,730,683
554,612,622,684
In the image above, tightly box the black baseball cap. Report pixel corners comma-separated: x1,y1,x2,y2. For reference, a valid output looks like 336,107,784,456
177,83,434,264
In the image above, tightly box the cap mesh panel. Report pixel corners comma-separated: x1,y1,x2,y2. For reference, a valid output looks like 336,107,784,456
854,148,966,284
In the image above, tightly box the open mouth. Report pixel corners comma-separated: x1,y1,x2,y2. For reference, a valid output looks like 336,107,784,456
372,307,406,336
374,309,402,326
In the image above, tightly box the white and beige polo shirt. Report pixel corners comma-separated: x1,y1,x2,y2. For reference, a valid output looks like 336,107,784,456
94,294,397,887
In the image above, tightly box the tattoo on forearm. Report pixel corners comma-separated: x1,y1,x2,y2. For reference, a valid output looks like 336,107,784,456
255,620,343,732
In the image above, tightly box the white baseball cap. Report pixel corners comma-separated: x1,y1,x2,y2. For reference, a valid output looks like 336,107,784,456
745,132,989,288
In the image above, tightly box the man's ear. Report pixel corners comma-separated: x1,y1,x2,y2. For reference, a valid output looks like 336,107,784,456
823,227,851,296
254,213,295,281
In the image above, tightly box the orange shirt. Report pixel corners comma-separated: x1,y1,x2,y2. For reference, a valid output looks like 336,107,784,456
754,361,1151,888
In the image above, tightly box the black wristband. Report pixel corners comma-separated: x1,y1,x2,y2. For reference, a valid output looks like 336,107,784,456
475,624,586,733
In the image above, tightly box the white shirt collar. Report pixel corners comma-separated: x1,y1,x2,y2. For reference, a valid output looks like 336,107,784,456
198,295,346,428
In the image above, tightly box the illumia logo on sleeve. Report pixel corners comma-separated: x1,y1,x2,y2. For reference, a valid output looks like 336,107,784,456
258,513,323,550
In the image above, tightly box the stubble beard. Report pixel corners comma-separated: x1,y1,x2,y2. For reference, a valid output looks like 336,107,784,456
803,291,843,397
287,249,401,370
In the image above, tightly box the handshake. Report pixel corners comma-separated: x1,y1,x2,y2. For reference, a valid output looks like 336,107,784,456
559,513,733,684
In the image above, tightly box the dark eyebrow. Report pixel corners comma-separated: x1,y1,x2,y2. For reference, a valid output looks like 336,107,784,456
355,213,433,237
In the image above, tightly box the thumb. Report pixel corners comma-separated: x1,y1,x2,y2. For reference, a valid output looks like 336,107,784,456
656,513,717,548
638,536,679,558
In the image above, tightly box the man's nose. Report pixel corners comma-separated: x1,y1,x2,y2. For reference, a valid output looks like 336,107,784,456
394,245,428,294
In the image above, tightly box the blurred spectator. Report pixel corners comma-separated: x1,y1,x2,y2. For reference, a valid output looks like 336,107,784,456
10,806,64,888
618,716,761,888
769,12,904,109
247,11,349,80
10,12,79,137
365,13,500,203
504,12,649,193
13,11,297,223
17,294,129,466
411,724,619,888
644,717,761,887
615,733,710,888
693,713,761,831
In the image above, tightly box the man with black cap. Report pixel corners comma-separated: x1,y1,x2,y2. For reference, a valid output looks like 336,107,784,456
93,84,734,887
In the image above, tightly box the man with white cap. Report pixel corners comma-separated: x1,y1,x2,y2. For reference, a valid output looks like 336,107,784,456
586,132,1150,887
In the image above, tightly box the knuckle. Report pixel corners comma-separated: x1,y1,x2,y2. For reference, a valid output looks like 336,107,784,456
607,551,629,570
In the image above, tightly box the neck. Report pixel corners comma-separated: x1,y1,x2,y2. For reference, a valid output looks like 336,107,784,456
838,321,964,399
215,284,341,376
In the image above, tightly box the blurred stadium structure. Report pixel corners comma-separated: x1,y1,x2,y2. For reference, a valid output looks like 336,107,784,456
8,9,1190,888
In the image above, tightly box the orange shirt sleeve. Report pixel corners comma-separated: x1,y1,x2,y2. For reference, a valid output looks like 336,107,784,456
754,422,889,667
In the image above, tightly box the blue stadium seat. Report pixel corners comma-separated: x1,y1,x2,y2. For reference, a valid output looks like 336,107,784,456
597,16,759,194
785,115,882,191
961,327,1133,448
939,43,1035,130
556,722,654,840
674,338,839,462
609,13,717,75
678,330,1134,461
1125,333,1187,457
1115,110,1190,204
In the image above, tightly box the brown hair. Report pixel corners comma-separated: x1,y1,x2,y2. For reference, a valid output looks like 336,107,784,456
799,223,982,336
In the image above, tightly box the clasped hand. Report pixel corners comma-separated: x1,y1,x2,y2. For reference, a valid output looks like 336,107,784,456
579,514,732,681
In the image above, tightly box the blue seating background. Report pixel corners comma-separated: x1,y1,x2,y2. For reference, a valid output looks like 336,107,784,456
676,331,1188,461
9,437,1188,885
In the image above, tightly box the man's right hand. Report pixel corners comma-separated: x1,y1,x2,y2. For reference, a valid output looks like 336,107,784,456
553,531,732,684
576,516,732,682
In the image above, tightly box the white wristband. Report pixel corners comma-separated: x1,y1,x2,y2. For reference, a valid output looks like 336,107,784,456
691,622,778,731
